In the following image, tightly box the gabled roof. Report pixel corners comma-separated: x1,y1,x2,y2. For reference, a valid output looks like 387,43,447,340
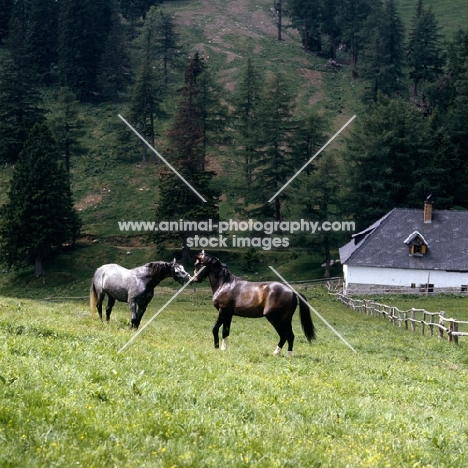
403,231,429,247
339,209,468,271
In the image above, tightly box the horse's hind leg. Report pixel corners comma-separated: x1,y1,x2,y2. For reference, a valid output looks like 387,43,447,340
267,317,291,356
106,295,115,322
284,320,295,357
96,293,105,321
212,309,225,348
221,313,233,350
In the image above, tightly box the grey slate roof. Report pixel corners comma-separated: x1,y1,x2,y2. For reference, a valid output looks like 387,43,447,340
339,209,468,272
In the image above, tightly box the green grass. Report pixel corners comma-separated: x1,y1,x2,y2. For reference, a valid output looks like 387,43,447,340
397,0,468,36
1,287,468,467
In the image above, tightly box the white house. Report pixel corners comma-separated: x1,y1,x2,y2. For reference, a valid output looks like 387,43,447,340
339,201,468,294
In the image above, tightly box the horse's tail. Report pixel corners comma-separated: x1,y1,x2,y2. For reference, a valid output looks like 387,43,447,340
90,280,98,315
297,293,315,342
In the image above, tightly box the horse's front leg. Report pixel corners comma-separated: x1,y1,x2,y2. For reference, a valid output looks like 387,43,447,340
221,313,233,351
129,299,139,329
134,304,148,329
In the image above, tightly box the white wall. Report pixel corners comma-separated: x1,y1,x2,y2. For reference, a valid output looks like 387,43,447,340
344,265,468,288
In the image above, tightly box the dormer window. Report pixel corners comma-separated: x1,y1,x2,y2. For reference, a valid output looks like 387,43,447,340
404,231,429,257
410,243,427,255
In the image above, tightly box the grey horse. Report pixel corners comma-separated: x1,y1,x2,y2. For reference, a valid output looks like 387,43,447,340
90,259,190,328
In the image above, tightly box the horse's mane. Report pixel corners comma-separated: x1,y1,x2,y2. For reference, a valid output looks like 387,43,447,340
204,254,241,282
146,261,171,277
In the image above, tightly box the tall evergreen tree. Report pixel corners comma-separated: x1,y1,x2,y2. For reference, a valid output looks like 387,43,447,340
0,123,81,277
407,108,455,208
58,0,113,99
250,71,298,221
407,0,444,101
288,0,322,53
154,55,219,257
344,95,427,228
0,0,13,44
231,58,264,209
154,9,181,88
293,153,343,277
194,59,228,161
446,45,468,207
337,0,374,74
0,51,44,162
321,0,341,58
360,0,405,101
25,0,58,84
97,3,131,101
128,5,171,161
47,87,84,173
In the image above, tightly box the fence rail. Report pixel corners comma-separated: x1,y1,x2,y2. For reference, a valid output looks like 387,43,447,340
327,279,467,344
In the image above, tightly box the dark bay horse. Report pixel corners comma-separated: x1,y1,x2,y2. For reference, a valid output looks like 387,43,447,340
90,259,190,328
193,251,315,356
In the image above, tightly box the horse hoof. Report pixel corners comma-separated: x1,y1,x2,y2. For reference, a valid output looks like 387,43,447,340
273,346,282,356
221,338,228,350
287,351,293,357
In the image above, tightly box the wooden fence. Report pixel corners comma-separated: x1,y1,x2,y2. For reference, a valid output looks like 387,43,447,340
327,279,468,344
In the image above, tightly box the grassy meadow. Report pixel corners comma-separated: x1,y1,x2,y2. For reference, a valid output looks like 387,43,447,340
1,286,468,467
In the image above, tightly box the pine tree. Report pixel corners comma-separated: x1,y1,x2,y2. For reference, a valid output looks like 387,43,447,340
407,108,455,208
360,0,405,101
344,95,427,228
0,0,13,44
47,87,84,173
288,0,322,53
293,153,343,277
250,71,298,222
97,3,131,101
25,0,58,84
0,123,81,277
0,50,44,162
320,0,341,58
128,5,170,161
446,43,468,207
154,9,181,89
231,58,264,207
407,1,444,101
58,0,113,99
337,0,374,75
194,59,228,162
166,53,205,174
154,55,219,256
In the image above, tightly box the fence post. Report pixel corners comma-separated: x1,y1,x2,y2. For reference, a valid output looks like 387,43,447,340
429,313,435,336
421,312,425,336
411,308,416,332
453,321,459,345
448,319,455,343
404,311,408,330
438,312,445,339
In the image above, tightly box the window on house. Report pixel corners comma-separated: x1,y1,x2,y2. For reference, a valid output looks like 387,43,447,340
410,244,427,255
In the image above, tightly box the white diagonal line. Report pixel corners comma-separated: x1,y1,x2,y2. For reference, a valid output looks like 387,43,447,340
117,269,203,354
269,266,357,353
268,115,356,202
118,114,207,203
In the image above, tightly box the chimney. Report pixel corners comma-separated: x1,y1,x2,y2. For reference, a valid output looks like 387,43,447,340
424,199,433,223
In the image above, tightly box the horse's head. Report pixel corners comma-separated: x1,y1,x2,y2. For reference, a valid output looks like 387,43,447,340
193,250,209,283
171,258,191,284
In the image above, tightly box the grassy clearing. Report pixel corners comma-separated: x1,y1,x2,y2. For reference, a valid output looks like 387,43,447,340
397,0,468,36
1,287,468,467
